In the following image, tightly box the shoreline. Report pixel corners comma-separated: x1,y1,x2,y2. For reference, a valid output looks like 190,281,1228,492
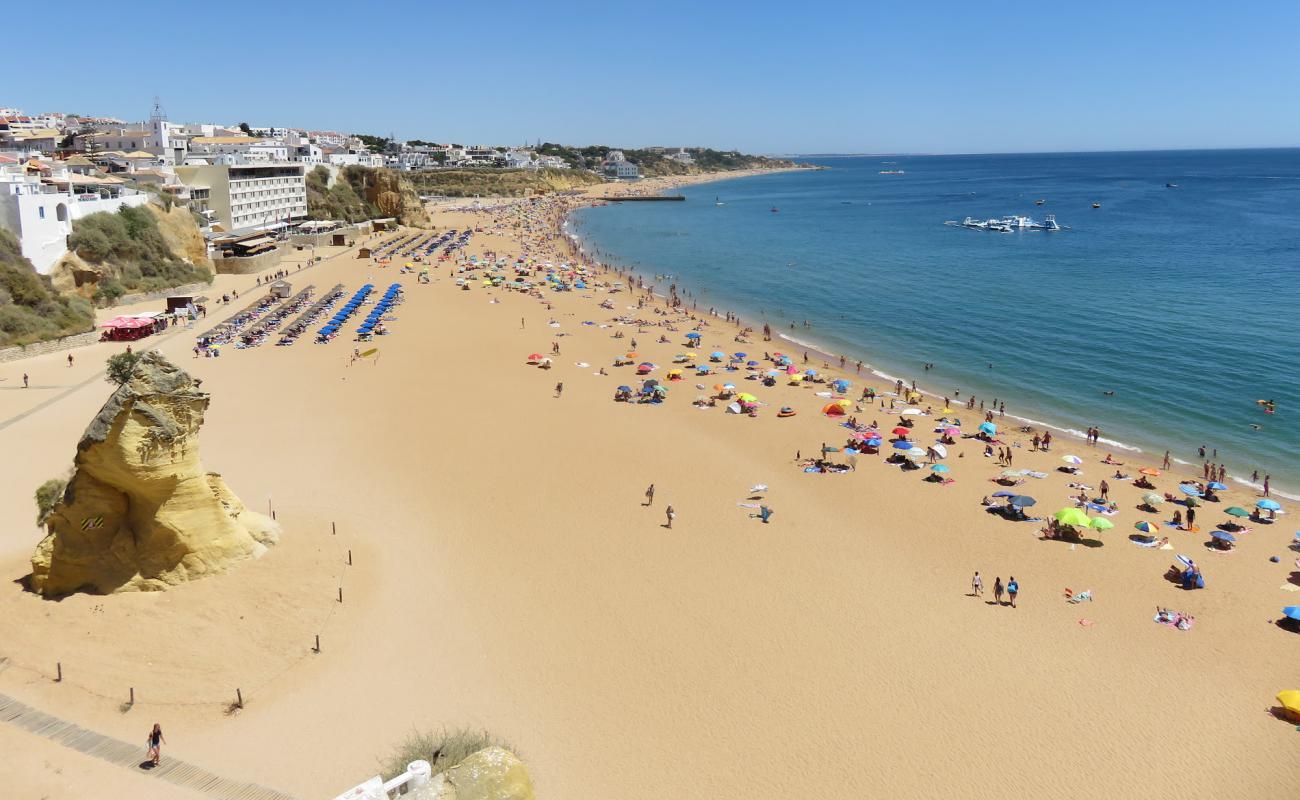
565,173,1297,500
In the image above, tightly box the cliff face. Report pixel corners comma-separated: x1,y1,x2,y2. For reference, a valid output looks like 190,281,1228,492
365,170,431,228
421,747,535,800
30,351,278,596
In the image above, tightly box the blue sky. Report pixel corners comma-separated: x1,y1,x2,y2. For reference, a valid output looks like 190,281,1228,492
13,1,1300,154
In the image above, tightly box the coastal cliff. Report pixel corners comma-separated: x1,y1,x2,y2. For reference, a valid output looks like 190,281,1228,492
30,351,278,596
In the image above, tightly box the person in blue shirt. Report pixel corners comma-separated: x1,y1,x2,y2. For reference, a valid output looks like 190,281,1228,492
1007,576,1019,608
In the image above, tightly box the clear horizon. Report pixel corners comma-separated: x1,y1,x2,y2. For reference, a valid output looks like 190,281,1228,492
9,0,1299,154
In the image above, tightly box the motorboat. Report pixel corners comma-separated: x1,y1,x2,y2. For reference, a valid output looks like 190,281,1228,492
715,196,725,206
879,170,905,175
1092,202,1102,209
770,207,779,213
1034,199,1046,205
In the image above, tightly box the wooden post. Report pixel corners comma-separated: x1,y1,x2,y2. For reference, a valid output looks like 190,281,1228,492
347,549,352,565
314,634,320,653
129,687,134,706
337,587,343,603
236,688,243,708
56,662,62,683
332,521,336,535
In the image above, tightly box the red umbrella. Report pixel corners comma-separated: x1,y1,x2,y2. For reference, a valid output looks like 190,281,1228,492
892,426,911,436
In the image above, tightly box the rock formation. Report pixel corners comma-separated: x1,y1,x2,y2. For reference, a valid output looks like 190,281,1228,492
30,351,278,596
422,747,535,800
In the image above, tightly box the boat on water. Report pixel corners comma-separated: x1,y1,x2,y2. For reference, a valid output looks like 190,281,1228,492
879,170,905,175
946,213,1065,232
1034,199,1046,205
1092,202,1102,209
770,207,779,213
1166,183,1179,188
715,196,725,206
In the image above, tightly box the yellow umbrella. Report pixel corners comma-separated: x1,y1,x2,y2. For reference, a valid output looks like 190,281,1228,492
1054,507,1091,527
737,393,757,403
1279,690,1300,719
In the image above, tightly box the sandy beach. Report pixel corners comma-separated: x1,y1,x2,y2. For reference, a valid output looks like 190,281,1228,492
1,171,1297,799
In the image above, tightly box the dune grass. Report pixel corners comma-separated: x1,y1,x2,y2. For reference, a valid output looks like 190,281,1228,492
382,727,516,780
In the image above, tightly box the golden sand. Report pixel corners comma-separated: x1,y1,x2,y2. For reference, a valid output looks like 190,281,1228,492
0,173,1296,799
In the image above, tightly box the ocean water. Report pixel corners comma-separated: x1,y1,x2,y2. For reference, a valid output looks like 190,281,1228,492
569,150,1300,497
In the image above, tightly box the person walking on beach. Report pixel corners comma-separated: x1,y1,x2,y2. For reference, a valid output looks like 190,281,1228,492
1042,431,1052,451
665,505,676,529
554,382,563,398
145,723,165,766
22,373,29,388
67,353,74,367
993,577,1004,606
972,571,983,597
1163,451,1171,470
1007,576,1019,608
1263,475,1271,497
1100,479,1110,501
1186,506,1196,530
644,484,655,506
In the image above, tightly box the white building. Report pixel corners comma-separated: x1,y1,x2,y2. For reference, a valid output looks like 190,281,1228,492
602,151,639,179
327,152,383,168
668,148,694,165
309,130,348,148
293,142,324,165
0,164,151,274
76,116,187,165
174,162,307,234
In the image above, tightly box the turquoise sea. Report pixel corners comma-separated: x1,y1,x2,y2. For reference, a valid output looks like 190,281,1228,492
569,150,1300,498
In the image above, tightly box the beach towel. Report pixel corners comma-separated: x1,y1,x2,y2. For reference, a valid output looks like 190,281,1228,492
1132,538,1161,548
1064,588,1092,603
1154,612,1194,631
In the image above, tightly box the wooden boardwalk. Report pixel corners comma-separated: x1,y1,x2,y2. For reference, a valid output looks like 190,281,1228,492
0,693,298,800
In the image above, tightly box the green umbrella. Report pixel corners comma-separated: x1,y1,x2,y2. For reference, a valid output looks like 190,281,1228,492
1224,506,1249,518
1142,493,1164,506
1184,496,1200,507
1089,517,1115,531
1055,507,1091,527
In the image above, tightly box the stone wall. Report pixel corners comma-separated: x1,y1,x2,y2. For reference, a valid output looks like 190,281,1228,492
113,281,213,308
213,247,283,275
0,330,100,364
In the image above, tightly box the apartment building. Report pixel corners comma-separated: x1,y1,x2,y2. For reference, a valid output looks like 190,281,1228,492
175,162,307,234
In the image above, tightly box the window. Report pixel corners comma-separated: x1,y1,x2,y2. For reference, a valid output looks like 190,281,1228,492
39,206,45,218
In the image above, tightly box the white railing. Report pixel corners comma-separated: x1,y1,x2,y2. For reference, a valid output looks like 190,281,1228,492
333,759,432,800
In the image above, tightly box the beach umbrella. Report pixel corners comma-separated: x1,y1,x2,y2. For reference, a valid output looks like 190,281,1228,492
1278,690,1300,716
1143,493,1165,506
616,385,631,392
1258,499,1282,511
786,365,800,375
737,393,757,403
892,441,914,451
1178,484,1203,497
1184,496,1201,507
992,491,1017,498
1062,455,1083,465
806,369,818,377
686,332,701,339
526,353,542,362
710,350,725,359
1175,554,1195,569
931,464,950,473
747,360,760,367
722,383,736,391
1090,517,1115,531
1224,506,1250,518
1210,530,1236,543
1207,481,1227,491
932,444,948,459
892,427,911,436
1135,520,1160,533
1139,467,1161,476
943,427,961,437
1010,495,1037,507
979,422,997,435
1282,607,1300,622
734,352,747,358
1055,507,1091,527
638,362,655,370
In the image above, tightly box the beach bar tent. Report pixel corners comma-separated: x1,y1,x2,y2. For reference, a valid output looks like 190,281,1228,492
357,247,372,259
370,218,397,232
99,315,157,341
269,280,292,299
215,233,277,258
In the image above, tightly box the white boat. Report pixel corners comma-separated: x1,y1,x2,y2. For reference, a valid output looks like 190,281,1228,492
715,196,725,206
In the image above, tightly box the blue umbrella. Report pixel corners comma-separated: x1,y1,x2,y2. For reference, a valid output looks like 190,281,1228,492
1010,495,1037,507
616,385,631,392
979,422,997,435
734,352,747,358
1283,606,1300,622
892,441,914,450
1258,499,1282,511
1179,484,1203,496
746,360,760,367
710,351,725,358
992,491,1017,498
805,369,818,377
931,464,950,473
685,332,701,339
1207,481,1227,490
1211,530,1236,543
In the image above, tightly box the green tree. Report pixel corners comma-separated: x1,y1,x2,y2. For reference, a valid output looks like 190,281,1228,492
105,351,141,385
238,122,252,135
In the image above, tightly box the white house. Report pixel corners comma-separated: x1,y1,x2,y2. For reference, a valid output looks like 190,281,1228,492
603,151,639,179
0,164,151,274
